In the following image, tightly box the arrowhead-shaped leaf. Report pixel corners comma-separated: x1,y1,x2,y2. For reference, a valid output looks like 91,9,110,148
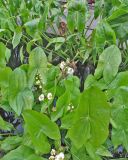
68,87,110,149
23,110,60,153
28,47,47,87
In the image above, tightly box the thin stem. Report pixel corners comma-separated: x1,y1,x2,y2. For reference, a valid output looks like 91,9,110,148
22,34,61,56
0,132,14,136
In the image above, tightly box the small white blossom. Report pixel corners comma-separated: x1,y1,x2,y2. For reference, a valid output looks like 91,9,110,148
55,152,64,160
71,106,74,109
52,107,57,112
49,155,55,160
47,93,53,100
51,149,56,156
67,106,71,111
38,94,45,101
39,85,42,89
36,80,40,85
60,61,66,70
67,67,74,75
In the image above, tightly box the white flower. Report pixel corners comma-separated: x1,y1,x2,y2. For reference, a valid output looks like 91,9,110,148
36,80,40,85
71,106,74,109
67,105,71,111
49,155,55,160
52,107,57,112
39,85,42,89
38,94,44,101
60,61,66,70
47,92,53,100
51,149,56,156
67,67,74,75
55,152,64,160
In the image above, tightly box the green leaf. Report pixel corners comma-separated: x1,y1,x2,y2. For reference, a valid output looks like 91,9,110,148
9,68,27,94
61,112,75,129
65,76,80,105
86,143,101,160
47,37,65,48
94,45,122,83
0,42,6,68
8,68,29,115
24,123,50,154
38,2,50,30
68,87,110,149
0,136,22,152
9,89,34,116
0,116,13,131
28,47,47,87
51,91,70,122
12,27,22,49
5,47,11,62
22,89,34,110
106,6,128,39
108,71,128,89
45,66,59,87
111,87,128,151
84,75,107,90
94,0,103,18
67,11,75,32
24,19,40,37
23,110,60,140
0,67,12,88
112,107,128,151
107,6,128,25
94,21,116,53
51,76,80,122
24,19,40,28
1,145,45,160
71,145,91,160
23,110,60,153
96,145,112,157
67,0,87,33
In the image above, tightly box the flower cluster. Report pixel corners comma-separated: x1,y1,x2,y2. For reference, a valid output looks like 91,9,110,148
59,60,74,75
67,104,75,112
35,73,43,89
38,92,53,102
49,149,65,160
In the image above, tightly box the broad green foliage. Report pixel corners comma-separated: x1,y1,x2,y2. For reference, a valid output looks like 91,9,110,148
28,47,47,87
95,45,122,83
0,136,22,151
0,42,9,68
0,116,13,131
67,0,87,33
68,87,110,149
1,145,46,160
23,110,60,154
0,0,128,160
51,76,80,122
12,27,22,49
23,110,60,140
94,21,116,53
111,87,128,151
8,68,34,115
